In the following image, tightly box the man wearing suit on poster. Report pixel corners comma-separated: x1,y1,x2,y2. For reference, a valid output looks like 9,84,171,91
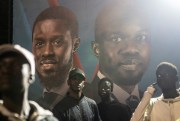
88,0,151,112
32,6,80,110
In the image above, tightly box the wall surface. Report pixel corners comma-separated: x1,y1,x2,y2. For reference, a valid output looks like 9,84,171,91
13,0,180,99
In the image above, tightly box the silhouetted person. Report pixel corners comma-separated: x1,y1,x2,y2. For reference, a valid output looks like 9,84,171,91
131,62,180,121
0,44,58,121
53,68,101,121
32,6,80,110
86,0,151,112
98,78,131,121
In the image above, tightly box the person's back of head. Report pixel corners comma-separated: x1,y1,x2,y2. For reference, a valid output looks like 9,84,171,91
0,44,35,94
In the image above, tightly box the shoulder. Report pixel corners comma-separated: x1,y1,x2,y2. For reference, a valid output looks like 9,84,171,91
112,101,129,108
35,96,51,110
110,101,131,111
29,101,58,121
53,95,77,112
57,95,69,104
150,96,162,105
82,96,99,109
84,96,97,104
29,101,52,115
144,97,162,116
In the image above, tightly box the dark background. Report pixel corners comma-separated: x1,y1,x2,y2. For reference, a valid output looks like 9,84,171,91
12,0,180,99
0,0,13,44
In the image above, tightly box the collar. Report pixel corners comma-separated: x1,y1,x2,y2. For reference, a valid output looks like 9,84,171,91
113,84,140,104
43,82,69,97
67,93,85,101
158,94,180,102
97,70,140,104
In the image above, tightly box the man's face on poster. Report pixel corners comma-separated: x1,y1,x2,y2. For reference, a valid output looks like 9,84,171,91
32,19,75,89
94,15,151,86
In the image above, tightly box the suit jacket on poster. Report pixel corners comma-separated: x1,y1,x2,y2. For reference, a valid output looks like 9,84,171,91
36,92,64,111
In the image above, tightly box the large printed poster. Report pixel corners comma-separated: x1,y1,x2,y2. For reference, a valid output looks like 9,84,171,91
13,0,180,103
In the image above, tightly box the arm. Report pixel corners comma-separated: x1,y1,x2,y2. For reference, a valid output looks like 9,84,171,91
130,85,156,121
52,103,66,121
92,102,102,121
